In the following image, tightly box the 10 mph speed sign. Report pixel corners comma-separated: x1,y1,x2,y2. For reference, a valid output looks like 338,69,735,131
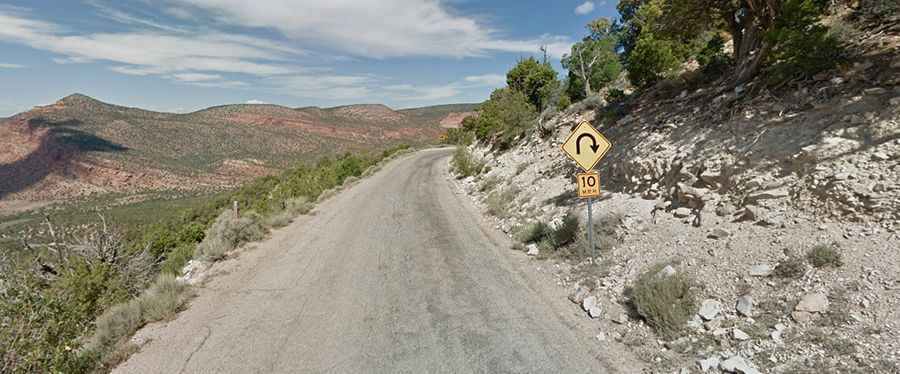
576,171,600,198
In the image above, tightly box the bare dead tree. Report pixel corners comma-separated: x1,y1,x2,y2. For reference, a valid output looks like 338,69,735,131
573,42,601,97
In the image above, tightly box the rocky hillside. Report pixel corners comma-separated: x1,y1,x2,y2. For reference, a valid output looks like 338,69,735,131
0,94,475,202
454,28,899,374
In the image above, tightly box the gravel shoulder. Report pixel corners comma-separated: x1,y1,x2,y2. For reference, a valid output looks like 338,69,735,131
114,148,628,374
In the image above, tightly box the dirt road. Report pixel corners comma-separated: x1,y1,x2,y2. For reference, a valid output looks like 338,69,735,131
115,148,615,373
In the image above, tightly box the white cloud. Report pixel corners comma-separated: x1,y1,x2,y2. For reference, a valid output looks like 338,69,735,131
167,0,571,59
0,63,24,69
575,1,595,15
171,73,223,82
88,1,186,33
0,9,301,77
463,74,505,86
383,84,460,101
245,99,267,104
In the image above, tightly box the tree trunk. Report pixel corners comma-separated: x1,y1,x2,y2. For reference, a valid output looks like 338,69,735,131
583,75,592,98
728,0,778,85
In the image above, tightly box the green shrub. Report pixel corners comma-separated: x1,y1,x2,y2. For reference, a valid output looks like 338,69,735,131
462,88,537,149
83,274,188,364
514,222,551,244
775,256,807,278
479,175,503,192
557,94,572,111
84,300,143,355
196,210,265,261
696,34,732,78
450,147,485,178
565,94,606,115
160,243,195,276
807,244,843,268
551,212,580,248
631,264,696,339
765,0,844,83
485,186,520,219
506,57,560,111
138,274,188,322
626,33,683,88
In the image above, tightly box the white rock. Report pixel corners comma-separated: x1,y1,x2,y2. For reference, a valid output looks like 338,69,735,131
795,293,829,313
526,244,539,256
698,299,722,321
733,328,751,341
657,265,676,278
736,295,754,317
872,152,891,161
673,207,692,218
720,356,760,374
583,296,602,318
708,228,732,239
748,264,773,277
697,356,720,372
569,285,591,304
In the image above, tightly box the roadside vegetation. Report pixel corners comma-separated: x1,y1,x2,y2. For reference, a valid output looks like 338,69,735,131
445,0,847,153
0,145,410,373
630,264,697,340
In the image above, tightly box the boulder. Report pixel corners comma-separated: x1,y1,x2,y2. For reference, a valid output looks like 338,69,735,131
733,328,751,341
698,299,722,321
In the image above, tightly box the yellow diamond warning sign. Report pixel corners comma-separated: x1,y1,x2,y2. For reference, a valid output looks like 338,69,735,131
576,171,601,198
561,121,612,171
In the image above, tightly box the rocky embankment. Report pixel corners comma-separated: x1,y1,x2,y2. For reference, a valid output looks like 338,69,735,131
454,52,900,373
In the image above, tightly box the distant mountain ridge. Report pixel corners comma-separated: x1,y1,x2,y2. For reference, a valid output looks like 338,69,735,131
0,94,477,201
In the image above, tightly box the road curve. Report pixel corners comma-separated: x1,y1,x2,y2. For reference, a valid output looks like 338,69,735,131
115,148,615,374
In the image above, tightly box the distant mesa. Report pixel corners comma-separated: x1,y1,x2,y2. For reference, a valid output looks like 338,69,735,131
0,94,477,202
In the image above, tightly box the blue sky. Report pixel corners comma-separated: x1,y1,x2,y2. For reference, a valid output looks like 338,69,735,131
0,0,618,115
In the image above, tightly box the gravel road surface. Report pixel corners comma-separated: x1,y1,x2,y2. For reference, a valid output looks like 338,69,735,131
114,148,615,374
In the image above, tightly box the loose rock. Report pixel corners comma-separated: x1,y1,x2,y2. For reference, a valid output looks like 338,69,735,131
736,295,754,317
733,328,750,341
748,264,773,277
795,292,829,313
708,228,732,239
673,207,692,218
569,285,591,305
698,299,722,321
720,356,760,374
583,296,602,319
697,356,720,372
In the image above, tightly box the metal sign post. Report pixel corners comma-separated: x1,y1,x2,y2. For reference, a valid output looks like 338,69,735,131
587,197,594,260
562,122,612,262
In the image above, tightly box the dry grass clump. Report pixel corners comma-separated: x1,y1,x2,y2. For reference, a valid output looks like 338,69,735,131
196,210,265,261
630,264,696,339
775,256,807,279
264,197,315,228
486,186,520,219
